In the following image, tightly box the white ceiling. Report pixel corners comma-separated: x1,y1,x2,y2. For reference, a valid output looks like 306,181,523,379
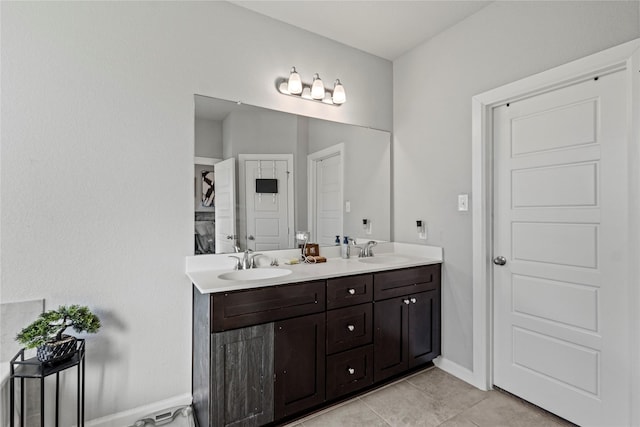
229,0,492,61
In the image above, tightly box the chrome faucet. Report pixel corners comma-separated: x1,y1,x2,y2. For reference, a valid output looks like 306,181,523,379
359,241,377,258
229,249,262,270
347,238,362,259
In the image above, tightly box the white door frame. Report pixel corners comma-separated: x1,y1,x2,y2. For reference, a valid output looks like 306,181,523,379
471,39,640,422
307,143,344,243
238,153,295,249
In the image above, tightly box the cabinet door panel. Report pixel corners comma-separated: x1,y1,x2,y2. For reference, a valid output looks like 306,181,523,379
274,312,326,418
374,297,409,382
211,324,274,427
408,290,441,368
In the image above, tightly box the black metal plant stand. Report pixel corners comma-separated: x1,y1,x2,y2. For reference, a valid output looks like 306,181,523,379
9,338,85,427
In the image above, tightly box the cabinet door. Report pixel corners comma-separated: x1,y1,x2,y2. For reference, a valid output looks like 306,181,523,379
373,296,409,382
211,324,274,427
274,312,326,419
408,289,441,368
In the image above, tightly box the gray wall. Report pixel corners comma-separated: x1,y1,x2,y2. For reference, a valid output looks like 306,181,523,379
0,2,392,423
393,0,640,371
194,118,223,159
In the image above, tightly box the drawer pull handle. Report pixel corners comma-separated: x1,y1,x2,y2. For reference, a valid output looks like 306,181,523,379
403,299,410,305
348,288,356,295
347,324,355,332
347,367,355,375
410,297,417,304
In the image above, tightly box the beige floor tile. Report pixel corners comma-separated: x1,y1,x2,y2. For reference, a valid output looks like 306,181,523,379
438,413,481,427
406,368,488,413
301,399,389,427
361,380,457,427
456,390,569,427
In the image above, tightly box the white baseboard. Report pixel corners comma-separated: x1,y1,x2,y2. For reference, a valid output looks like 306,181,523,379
83,393,192,427
434,356,486,390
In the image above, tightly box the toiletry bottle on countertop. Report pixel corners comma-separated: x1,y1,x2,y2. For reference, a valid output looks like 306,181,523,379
341,236,349,259
335,235,340,246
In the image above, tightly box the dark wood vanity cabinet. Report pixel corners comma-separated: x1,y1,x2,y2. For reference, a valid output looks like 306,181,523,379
274,312,326,419
373,264,441,383
193,263,441,427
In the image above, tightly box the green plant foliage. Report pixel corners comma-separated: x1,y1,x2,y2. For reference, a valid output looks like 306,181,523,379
15,304,101,349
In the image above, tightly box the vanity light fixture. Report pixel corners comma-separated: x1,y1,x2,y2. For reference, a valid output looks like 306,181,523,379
278,66,346,106
287,67,303,95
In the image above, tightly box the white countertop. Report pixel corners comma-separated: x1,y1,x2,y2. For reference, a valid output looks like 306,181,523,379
187,242,442,294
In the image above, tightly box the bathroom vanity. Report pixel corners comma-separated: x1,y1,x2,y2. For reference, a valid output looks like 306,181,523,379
189,244,442,427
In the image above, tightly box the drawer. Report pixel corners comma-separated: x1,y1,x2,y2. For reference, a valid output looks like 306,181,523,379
326,303,372,354
211,280,326,332
374,264,441,301
326,274,373,309
326,345,374,400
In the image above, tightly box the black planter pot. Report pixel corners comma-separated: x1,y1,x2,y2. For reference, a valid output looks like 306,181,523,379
36,335,77,364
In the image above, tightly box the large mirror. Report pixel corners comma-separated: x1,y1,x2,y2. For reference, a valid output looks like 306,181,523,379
194,94,391,255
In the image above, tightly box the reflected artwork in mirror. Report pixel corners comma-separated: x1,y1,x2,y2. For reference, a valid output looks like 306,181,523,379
194,94,391,254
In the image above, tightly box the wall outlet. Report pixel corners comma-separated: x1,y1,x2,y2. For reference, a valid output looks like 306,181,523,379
418,222,427,240
458,194,469,212
345,200,351,213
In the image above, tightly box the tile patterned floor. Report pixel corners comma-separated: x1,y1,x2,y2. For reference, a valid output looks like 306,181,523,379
285,367,575,427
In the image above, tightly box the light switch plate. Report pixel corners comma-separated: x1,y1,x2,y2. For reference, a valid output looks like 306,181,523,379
345,200,351,213
458,194,469,211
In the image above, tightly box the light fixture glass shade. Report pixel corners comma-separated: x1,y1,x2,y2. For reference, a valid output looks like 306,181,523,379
332,79,346,104
311,73,325,100
288,67,303,95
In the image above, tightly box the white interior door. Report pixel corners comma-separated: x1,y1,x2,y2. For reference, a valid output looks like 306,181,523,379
308,145,343,245
243,157,293,251
492,70,629,426
214,158,237,253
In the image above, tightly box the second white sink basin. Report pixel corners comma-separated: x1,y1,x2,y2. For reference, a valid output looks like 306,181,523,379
218,268,292,281
358,255,410,265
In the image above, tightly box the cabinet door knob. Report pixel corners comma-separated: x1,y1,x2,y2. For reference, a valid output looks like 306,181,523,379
410,297,417,304
347,367,355,375
348,288,356,295
347,324,355,332
403,299,410,305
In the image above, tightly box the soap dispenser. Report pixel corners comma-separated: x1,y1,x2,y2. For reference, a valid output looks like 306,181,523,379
341,236,349,259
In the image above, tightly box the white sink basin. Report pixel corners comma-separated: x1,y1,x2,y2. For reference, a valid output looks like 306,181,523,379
218,268,292,281
358,255,410,265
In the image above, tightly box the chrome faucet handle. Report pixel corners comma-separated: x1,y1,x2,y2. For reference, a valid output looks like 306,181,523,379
248,253,263,269
228,255,243,270
360,241,378,257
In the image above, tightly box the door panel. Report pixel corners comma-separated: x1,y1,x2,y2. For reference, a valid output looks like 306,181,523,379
214,158,237,254
244,159,292,251
493,70,629,426
274,313,325,418
373,297,408,382
316,153,342,245
211,324,274,427
408,290,440,368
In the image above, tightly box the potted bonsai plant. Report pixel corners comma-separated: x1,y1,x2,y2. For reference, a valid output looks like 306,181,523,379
16,305,101,364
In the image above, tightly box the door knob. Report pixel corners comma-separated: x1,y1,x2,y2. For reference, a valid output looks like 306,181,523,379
403,299,411,305
347,368,355,375
493,256,507,266
248,235,255,241
347,325,355,332
347,288,356,295
410,297,417,304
